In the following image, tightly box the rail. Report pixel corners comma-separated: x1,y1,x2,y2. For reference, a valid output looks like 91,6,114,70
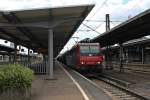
98,74,133,87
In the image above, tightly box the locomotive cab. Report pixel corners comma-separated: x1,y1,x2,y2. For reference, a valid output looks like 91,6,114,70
62,42,103,73
77,43,103,72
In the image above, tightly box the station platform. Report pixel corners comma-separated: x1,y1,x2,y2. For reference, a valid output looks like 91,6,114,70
31,63,84,100
31,62,113,100
103,70,150,99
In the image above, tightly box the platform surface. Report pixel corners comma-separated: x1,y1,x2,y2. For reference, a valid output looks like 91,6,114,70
31,64,84,100
103,70,150,99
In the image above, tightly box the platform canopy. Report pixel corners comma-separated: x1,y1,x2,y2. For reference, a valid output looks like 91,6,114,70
0,4,94,57
91,8,150,47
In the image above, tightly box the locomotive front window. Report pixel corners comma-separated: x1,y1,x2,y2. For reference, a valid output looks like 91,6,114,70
80,46,90,54
80,45,100,55
90,45,100,54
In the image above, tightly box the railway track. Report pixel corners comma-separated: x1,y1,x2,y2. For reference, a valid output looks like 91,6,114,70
69,68,149,100
59,62,149,100
92,75,149,100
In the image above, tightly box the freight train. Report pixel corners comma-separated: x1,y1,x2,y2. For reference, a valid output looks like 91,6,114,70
58,42,103,73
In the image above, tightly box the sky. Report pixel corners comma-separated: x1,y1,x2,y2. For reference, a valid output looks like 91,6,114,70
0,0,150,54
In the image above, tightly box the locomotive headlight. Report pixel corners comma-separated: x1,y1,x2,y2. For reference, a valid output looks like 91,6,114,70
81,62,84,64
97,62,101,64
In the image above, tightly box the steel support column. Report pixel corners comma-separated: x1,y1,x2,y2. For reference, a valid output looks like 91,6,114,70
28,48,30,65
141,46,144,64
106,14,110,31
105,14,111,70
105,46,109,70
47,29,54,79
119,44,124,72
14,44,17,63
8,52,11,63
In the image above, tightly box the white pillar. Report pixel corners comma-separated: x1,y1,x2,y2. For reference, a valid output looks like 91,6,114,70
48,29,54,79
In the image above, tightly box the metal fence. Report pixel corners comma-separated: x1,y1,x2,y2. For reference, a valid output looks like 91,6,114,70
21,61,47,74
111,62,150,73
0,60,48,75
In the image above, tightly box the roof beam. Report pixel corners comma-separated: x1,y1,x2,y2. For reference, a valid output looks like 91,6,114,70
1,12,44,48
0,28,33,47
3,12,35,39
0,17,83,28
0,28,19,42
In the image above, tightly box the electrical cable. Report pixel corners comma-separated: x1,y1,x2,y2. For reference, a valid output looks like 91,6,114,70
82,23,101,34
94,22,105,30
84,20,124,22
111,21,122,27
88,0,108,19
79,0,108,31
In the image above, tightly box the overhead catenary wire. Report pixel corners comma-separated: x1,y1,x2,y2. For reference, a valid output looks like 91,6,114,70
84,20,105,22
79,0,108,31
81,0,109,31
84,20,124,22
82,23,101,34
77,0,141,38
88,0,108,19
94,22,105,30
110,21,121,27
83,19,124,32
78,20,122,33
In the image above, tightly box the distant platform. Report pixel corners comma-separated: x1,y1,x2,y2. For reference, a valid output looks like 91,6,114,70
103,70,150,99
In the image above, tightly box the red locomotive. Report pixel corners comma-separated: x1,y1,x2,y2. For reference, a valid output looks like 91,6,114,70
59,42,103,73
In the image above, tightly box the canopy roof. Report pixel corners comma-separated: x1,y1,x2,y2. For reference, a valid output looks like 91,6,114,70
0,4,94,57
91,8,150,47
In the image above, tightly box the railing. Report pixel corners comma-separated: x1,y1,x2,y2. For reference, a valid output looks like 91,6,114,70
110,62,150,73
0,60,48,75
20,61,47,74
29,61,47,74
